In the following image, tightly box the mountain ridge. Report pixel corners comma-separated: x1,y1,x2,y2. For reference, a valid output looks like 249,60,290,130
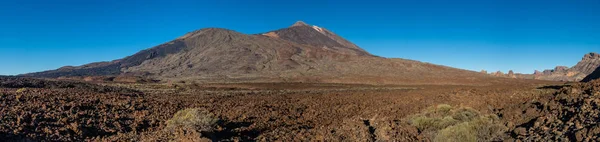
489,52,600,82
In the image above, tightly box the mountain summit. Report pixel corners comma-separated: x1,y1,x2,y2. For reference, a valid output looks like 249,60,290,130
266,21,371,56
290,21,309,27
583,52,600,61
23,21,492,84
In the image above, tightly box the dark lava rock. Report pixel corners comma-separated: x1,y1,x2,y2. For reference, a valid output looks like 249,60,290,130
501,80,600,141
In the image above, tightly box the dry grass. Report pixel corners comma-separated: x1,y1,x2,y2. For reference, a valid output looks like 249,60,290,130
16,88,27,93
408,104,506,142
162,108,220,142
166,108,219,132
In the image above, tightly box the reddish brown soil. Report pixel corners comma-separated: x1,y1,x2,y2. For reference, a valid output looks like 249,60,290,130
499,80,600,141
0,77,563,141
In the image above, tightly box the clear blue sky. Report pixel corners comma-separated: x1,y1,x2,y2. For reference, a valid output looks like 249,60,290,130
1,0,598,75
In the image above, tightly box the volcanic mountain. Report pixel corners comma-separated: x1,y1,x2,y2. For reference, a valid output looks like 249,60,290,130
24,21,496,85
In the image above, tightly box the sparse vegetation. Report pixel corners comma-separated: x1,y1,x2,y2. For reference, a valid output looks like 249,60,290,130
163,108,220,141
166,108,219,132
408,104,506,142
16,88,27,93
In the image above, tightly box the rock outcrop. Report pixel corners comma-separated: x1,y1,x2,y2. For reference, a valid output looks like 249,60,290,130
492,52,600,82
582,66,600,82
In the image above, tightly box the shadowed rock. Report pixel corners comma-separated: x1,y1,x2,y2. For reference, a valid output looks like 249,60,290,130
582,66,600,82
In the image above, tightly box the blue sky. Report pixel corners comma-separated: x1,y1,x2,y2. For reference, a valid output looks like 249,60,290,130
0,0,598,75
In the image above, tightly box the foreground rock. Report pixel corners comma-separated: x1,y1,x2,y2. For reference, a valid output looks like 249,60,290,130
0,77,155,141
501,79,600,141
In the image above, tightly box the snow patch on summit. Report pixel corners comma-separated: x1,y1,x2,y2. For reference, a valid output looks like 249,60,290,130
312,26,324,33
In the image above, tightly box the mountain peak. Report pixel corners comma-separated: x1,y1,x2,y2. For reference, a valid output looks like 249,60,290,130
291,21,309,27
583,52,600,61
269,21,371,56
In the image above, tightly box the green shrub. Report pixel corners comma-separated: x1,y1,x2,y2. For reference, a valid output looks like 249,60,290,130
435,115,505,142
410,115,459,130
435,104,453,113
408,104,506,142
166,108,219,132
450,107,481,122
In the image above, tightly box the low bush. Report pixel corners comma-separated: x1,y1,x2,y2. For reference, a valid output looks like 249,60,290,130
166,108,219,132
16,88,27,93
408,104,506,142
163,108,220,142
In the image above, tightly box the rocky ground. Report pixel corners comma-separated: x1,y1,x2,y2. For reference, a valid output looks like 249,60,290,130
0,77,160,141
4,77,600,141
500,80,600,141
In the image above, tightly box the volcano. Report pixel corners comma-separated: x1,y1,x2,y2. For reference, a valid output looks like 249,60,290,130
24,21,493,85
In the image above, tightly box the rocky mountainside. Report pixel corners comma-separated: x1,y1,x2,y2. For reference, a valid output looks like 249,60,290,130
23,21,495,85
582,66,600,82
533,53,600,81
490,52,600,82
263,21,371,56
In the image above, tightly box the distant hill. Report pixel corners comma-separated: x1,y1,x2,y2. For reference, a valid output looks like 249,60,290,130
531,52,600,81
23,21,497,85
488,52,600,82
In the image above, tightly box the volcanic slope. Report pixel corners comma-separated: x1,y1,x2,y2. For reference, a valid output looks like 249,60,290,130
25,21,497,85
582,66,600,82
